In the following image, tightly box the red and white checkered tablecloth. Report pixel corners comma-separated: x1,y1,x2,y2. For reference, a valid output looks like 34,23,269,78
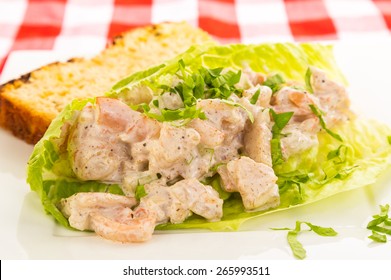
1,0,391,78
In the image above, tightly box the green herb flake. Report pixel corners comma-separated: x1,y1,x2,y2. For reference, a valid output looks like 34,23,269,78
304,222,337,236
305,67,314,93
270,109,294,166
161,106,206,122
135,185,147,200
309,104,343,142
249,88,261,105
380,204,390,216
154,61,246,124
367,204,391,243
211,70,241,88
271,110,294,133
272,221,338,259
369,231,387,243
287,231,306,259
152,99,159,107
263,73,285,93
206,67,223,78
388,136,391,145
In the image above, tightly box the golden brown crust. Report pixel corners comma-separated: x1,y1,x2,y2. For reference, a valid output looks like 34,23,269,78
0,61,67,143
0,22,214,144
0,96,48,144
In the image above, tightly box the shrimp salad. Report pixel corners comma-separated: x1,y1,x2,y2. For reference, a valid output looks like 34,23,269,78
27,43,391,243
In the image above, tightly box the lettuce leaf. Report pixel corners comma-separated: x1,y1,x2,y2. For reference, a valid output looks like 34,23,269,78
109,43,347,99
27,43,391,232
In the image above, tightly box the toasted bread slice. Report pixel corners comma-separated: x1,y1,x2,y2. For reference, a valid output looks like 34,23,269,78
0,22,215,144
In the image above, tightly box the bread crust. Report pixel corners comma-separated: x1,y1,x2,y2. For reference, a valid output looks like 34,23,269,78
0,22,214,144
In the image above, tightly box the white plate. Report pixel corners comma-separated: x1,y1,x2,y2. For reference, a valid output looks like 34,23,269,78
1,43,391,260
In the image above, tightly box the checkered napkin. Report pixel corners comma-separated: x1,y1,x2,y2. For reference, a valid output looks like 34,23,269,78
1,0,390,77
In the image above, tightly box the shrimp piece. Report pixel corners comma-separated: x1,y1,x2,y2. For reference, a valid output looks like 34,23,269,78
243,109,273,167
310,67,350,124
280,118,320,158
170,179,223,222
96,97,142,132
197,99,247,163
310,67,349,107
140,179,223,224
187,118,225,148
141,180,185,224
272,87,321,121
59,192,156,243
148,124,202,180
119,115,160,144
59,192,137,230
90,207,156,243
154,123,200,164
68,97,160,182
68,103,125,181
218,157,279,211
197,99,248,136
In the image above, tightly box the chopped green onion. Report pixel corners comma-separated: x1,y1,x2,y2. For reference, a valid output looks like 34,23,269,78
249,88,261,105
206,67,223,78
272,221,337,259
309,104,343,142
367,204,391,243
271,110,294,133
287,231,306,259
369,231,387,243
161,107,206,122
270,109,294,166
211,70,241,88
135,185,147,200
263,73,285,93
152,61,244,123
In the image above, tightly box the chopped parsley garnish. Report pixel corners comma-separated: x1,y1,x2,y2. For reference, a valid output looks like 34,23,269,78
263,73,285,93
309,104,343,142
152,99,159,107
367,204,391,243
305,67,314,93
272,221,337,259
139,60,243,123
161,107,207,122
387,136,391,145
369,231,387,243
270,109,294,166
249,88,261,105
132,101,206,124
135,185,147,200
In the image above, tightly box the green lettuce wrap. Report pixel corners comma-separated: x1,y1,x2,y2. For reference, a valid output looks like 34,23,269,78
27,43,391,232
